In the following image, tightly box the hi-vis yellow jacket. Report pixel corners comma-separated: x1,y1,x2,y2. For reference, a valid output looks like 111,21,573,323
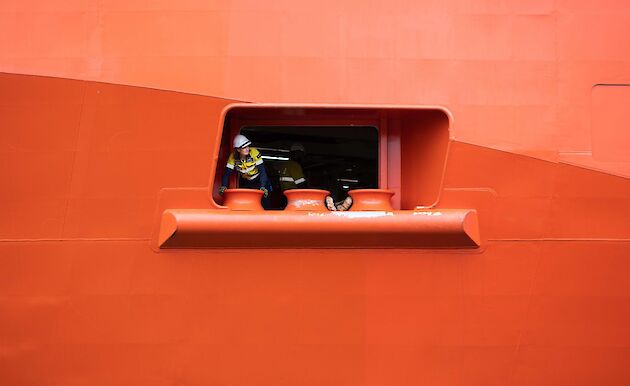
226,147,264,181
278,160,306,190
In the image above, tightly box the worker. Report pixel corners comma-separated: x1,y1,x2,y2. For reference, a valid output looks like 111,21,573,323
278,143,307,191
219,134,271,208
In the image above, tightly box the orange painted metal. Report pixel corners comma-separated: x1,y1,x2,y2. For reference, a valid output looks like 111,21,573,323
158,208,480,249
4,70,630,386
348,189,395,211
283,189,330,211
222,188,263,211
2,1,630,385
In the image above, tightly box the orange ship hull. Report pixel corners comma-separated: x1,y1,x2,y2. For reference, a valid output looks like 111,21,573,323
2,1,630,385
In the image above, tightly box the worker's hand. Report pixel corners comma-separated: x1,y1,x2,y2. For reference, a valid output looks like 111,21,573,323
218,186,227,195
260,187,269,198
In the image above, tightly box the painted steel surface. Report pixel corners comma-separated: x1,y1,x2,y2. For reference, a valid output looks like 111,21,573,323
222,188,264,211
4,72,630,386
283,189,330,211
348,189,395,211
2,1,630,175
158,209,480,249
2,1,630,385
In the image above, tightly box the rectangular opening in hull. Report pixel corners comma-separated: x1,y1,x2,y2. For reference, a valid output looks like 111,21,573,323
211,104,452,210
240,125,378,210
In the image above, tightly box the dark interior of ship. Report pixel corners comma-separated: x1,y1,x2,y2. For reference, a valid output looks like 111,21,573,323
241,126,378,209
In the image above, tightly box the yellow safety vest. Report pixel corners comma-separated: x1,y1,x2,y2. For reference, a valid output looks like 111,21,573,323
277,160,305,190
226,147,264,180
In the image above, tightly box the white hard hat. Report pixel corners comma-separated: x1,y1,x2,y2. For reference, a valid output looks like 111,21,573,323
233,134,251,149
290,143,305,152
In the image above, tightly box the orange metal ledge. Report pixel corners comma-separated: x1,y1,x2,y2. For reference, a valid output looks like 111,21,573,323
158,209,480,249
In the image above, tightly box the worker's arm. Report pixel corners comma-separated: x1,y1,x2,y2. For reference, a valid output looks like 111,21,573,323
221,166,233,187
221,154,236,189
